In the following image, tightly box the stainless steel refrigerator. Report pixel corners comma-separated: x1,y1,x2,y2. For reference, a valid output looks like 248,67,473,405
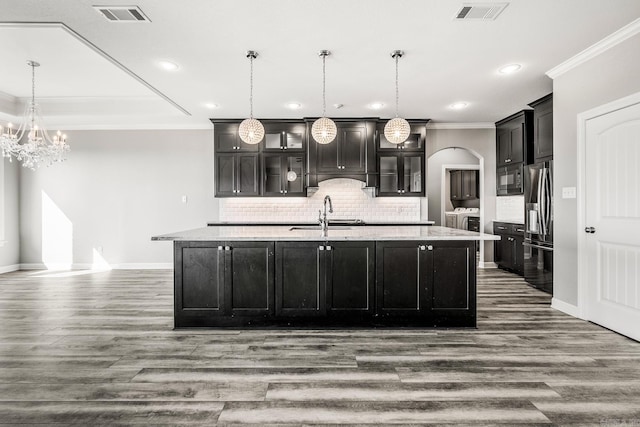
523,160,553,294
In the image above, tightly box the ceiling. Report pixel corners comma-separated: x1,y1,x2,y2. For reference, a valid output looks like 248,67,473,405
2,0,640,129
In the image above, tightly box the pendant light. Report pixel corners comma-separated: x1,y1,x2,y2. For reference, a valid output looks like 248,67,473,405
238,51,264,145
384,50,410,144
311,50,337,145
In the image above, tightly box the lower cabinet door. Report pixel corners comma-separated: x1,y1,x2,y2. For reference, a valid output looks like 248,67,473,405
275,241,326,317
226,242,274,317
426,241,476,326
325,242,375,318
174,241,226,327
375,241,429,316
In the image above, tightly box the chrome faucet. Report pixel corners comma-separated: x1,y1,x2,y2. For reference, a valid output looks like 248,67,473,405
318,195,333,231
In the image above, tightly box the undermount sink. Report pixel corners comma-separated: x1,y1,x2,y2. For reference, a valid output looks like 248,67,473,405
289,226,352,231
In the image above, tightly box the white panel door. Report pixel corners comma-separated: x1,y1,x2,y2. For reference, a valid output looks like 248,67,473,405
585,101,640,341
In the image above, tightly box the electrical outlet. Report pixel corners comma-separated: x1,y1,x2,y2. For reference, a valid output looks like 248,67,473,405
562,187,576,199
181,195,188,203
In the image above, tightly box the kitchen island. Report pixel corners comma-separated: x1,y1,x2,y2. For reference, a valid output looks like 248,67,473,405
152,226,499,328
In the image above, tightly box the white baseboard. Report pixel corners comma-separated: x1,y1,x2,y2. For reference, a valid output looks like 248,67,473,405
551,298,580,318
0,264,20,274
480,262,498,269
19,262,173,271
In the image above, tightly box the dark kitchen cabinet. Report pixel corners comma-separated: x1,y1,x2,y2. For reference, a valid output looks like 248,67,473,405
275,241,375,318
174,241,274,326
215,153,260,197
467,216,480,232
495,110,533,167
450,170,478,200
376,120,427,151
325,242,375,318
214,122,260,152
263,154,305,196
377,153,424,196
308,119,376,186
529,94,553,162
275,242,325,317
493,222,525,276
262,122,306,152
376,241,476,325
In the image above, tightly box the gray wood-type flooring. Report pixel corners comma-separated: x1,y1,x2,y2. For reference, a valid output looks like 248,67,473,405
0,267,639,425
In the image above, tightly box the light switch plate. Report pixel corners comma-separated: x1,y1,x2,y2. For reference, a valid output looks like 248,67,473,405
181,195,188,203
562,187,576,199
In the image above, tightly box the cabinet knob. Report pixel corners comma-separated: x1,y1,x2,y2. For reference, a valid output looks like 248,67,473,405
217,246,224,251
319,246,325,251
326,245,332,251
427,245,433,251
283,146,287,150
401,190,406,194
284,190,288,194
225,246,231,251
585,227,596,234
397,190,401,193
419,245,426,251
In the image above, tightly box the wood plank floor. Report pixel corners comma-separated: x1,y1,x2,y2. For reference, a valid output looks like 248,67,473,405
0,268,639,425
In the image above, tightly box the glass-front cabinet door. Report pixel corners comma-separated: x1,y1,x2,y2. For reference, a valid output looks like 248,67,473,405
377,154,424,197
376,121,425,151
402,155,423,194
263,154,305,196
263,123,305,151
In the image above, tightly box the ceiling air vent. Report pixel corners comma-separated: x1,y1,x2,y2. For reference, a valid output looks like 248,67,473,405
93,6,151,22
455,3,508,20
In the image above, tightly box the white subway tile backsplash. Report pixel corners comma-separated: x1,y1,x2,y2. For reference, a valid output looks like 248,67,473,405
495,195,525,223
219,178,421,223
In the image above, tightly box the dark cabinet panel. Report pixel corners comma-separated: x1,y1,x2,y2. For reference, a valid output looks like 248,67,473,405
226,242,274,315
181,246,224,310
214,123,260,152
376,242,425,314
493,222,525,276
316,140,340,174
495,110,533,167
530,94,553,162
326,242,374,314
263,123,306,152
275,242,325,316
315,123,368,174
430,243,473,310
216,154,260,197
450,170,477,200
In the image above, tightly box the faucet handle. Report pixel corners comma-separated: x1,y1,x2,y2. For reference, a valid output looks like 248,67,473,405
318,209,322,222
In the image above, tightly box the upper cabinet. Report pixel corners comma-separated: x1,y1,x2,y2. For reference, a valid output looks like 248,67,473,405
262,122,306,152
376,120,427,152
214,122,260,152
495,110,533,167
450,170,478,201
529,94,553,163
377,153,424,197
307,119,376,186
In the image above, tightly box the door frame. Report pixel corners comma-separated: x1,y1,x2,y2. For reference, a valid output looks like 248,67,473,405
576,90,640,319
440,163,484,267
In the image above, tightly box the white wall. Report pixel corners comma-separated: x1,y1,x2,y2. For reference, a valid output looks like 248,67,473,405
19,130,218,268
426,127,497,262
0,158,20,271
553,31,640,306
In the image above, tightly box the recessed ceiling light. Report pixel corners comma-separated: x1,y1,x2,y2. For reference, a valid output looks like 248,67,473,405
287,102,301,110
498,63,521,74
204,103,218,109
450,102,468,110
369,102,384,110
158,60,179,71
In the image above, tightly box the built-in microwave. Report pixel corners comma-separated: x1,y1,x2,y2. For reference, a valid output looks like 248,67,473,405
497,163,523,195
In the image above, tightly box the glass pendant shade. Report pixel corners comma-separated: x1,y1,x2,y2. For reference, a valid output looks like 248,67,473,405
384,117,411,144
238,51,263,145
311,116,337,145
312,50,336,145
238,118,264,144
384,50,410,145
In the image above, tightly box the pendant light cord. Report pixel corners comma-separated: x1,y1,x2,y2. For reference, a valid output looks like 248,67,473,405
395,53,399,118
322,53,327,117
30,62,36,128
249,54,254,119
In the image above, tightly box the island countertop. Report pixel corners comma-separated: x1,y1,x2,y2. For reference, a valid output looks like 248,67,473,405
152,225,499,242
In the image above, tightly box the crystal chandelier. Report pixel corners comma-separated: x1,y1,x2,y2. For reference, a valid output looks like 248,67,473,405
384,50,410,144
0,60,70,170
238,51,264,145
311,50,337,145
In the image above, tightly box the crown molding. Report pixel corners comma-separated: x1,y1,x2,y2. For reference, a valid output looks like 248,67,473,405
427,122,495,130
547,17,640,79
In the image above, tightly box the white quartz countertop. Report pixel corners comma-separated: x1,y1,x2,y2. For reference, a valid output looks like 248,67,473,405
152,225,499,242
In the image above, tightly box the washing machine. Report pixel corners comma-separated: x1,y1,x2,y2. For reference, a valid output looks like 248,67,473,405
444,207,480,229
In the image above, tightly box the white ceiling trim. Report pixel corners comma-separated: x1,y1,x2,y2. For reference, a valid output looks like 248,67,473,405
546,17,640,79
427,122,495,129
59,123,213,131
0,91,19,116
0,22,191,116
